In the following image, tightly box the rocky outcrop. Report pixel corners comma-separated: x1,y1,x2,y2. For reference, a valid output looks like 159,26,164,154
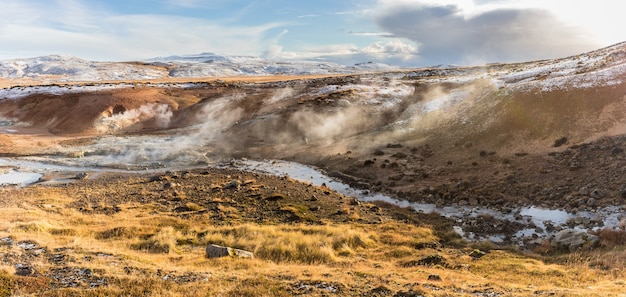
551,229,599,251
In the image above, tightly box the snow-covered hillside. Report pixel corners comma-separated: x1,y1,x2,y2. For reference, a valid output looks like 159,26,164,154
0,53,399,83
1,41,626,98
405,41,626,91
148,53,400,77
0,55,168,82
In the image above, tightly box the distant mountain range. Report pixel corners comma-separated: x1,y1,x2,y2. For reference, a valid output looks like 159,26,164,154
0,53,399,83
1,41,626,91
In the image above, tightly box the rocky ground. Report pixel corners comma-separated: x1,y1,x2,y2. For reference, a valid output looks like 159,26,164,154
1,165,624,296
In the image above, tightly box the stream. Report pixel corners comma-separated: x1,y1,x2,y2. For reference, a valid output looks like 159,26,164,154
1,155,623,245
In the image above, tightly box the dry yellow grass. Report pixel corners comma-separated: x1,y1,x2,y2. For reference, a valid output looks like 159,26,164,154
0,180,625,296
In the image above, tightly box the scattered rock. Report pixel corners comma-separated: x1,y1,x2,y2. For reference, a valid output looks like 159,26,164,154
15,264,33,276
0,237,13,246
416,254,446,266
387,143,403,148
205,244,254,259
163,182,177,190
47,267,107,288
586,198,597,207
590,189,605,199
149,175,166,182
427,274,442,281
469,249,487,259
222,180,241,190
552,229,599,251
553,137,568,148
373,149,385,156
294,281,343,294
17,241,41,251
368,285,392,296
392,152,408,159
74,172,89,180
569,159,582,170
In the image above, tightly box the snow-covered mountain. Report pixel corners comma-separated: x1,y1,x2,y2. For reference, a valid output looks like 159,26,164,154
0,55,168,82
148,53,402,77
2,41,626,94
0,53,400,83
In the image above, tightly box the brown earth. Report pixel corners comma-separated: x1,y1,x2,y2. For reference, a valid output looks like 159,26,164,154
2,73,626,214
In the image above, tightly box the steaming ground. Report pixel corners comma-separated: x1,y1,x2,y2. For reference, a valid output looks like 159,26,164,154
2,42,626,244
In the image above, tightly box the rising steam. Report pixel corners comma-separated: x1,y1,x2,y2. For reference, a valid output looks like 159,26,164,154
80,78,428,167
87,95,246,166
94,103,173,133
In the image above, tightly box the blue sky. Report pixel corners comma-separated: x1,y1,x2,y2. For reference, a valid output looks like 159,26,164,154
1,0,624,66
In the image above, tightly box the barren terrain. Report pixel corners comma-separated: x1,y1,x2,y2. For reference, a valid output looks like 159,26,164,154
2,43,626,296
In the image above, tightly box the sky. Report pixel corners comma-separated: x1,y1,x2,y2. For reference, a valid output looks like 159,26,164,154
0,0,624,66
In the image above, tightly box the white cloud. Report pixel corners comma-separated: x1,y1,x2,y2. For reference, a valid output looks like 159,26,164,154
374,0,604,65
0,0,285,61
2,0,619,67
349,32,395,37
278,39,419,66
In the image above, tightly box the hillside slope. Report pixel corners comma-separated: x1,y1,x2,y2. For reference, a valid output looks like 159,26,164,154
1,42,626,243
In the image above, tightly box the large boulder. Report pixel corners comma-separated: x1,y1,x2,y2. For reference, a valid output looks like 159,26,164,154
205,244,254,259
551,229,599,251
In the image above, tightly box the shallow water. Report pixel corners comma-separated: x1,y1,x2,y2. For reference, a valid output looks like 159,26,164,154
228,159,623,241
0,169,42,186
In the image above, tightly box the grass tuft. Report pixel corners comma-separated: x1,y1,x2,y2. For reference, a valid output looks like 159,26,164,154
198,224,376,264
593,228,626,248
130,227,178,254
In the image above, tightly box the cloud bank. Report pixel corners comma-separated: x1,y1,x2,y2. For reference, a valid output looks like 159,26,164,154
375,1,602,65
0,0,621,67
277,40,419,66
